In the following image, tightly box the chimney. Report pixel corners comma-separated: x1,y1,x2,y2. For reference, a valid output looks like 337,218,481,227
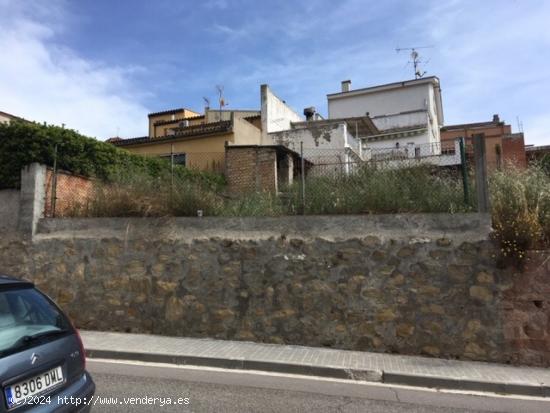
303,107,316,121
341,80,351,93
492,114,500,123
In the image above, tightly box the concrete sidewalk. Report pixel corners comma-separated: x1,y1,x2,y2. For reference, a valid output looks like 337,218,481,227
81,330,550,398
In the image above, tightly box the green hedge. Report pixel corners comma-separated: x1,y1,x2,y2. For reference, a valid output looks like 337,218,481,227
0,121,224,189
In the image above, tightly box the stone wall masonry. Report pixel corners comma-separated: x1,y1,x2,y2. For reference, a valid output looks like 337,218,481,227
0,189,20,232
1,214,548,366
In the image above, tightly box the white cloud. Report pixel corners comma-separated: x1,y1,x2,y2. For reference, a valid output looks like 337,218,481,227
209,23,248,39
413,0,550,145
0,0,149,139
203,0,229,10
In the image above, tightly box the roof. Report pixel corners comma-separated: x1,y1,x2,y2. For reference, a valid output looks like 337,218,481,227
441,120,504,131
206,109,259,113
291,115,379,138
0,274,33,287
0,110,27,122
243,114,261,121
148,108,199,117
153,115,205,126
327,76,440,99
525,145,550,152
227,144,297,155
110,121,232,147
227,144,313,164
362,124,428,142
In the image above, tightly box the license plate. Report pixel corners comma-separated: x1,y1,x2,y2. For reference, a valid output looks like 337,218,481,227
4,366,64,409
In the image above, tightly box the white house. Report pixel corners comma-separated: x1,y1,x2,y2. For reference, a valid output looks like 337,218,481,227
327,77,444,157
0,110,23,125
260,85,371,174
257,79,457,174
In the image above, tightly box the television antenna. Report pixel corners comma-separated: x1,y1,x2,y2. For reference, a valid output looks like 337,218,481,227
215,85,228,121
516,116,524,133
396,46,433,79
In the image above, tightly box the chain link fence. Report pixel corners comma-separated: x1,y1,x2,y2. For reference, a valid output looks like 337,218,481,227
45,140,476,218
293,141,473,214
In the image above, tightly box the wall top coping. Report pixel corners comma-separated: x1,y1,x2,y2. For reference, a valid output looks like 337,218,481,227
35,213,491,243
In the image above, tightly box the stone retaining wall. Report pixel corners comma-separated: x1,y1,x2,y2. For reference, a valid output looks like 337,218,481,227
0,189,20,231
1,214,548,366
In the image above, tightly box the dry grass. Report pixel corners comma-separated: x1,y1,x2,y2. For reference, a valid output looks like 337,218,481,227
490,164,550,264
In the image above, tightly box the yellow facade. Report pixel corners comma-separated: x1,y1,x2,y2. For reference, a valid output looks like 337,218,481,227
148,108,201,137
121,132,233,174
152,116,205,138
116,107,262,174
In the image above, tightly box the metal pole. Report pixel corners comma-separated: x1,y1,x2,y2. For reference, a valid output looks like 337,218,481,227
473,134,490,213
458,137,469,206
300,141,306,215
51,144,58,218
170,143,174,202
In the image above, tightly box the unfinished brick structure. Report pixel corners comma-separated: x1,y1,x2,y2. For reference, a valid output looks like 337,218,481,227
225,145,302,194
44,168,95,217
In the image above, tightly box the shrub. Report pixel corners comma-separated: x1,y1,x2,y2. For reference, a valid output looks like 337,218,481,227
490,165,550,264
0,120,223,189
284,165,471,215
220,191,287,217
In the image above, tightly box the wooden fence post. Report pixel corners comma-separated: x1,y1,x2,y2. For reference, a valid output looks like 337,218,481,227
473,134,490,213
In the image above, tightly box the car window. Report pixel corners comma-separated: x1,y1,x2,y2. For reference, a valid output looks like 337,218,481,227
0,287,71,357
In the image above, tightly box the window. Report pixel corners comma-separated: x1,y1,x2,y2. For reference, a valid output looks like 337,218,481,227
160,153,186,166
0,287,71,358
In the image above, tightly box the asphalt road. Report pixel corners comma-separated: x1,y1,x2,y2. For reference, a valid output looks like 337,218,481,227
87,359,550,413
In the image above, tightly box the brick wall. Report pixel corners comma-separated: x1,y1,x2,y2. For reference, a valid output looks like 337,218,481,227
44,169,95,217
226,146,277,193
440,123,527,171
502,134,527,168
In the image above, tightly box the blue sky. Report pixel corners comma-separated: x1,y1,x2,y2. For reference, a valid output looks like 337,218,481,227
1,0,549,145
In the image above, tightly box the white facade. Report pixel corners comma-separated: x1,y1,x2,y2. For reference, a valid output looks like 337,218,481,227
259,85,362,174
269,122,359,152
260,84,302,144
0,111,16,125
327,77,444,151
362,139,461,168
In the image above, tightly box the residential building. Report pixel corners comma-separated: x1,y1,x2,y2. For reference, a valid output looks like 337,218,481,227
440,115,527,170
205,108,260,123
525,145,550,164
260,84,368,174
0,110,26,125
148,108,203,138
110,111,262,173
326,77,444,154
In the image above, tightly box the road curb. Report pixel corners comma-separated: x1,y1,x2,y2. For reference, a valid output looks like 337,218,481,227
86,349,549,397
382,372,550,398
86,349,383,383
